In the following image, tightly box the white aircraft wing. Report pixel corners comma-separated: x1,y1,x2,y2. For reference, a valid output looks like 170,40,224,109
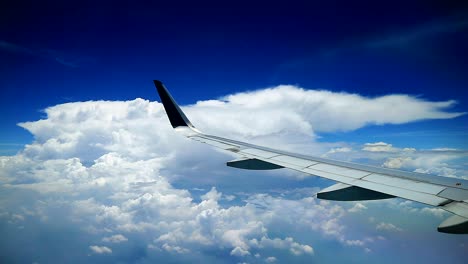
154,80,468,234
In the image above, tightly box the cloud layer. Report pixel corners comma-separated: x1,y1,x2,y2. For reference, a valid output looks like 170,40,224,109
1,85,467,263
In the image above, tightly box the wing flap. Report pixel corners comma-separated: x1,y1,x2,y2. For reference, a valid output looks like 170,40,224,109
362,174,447,195
437,188,468,202
443,201,468,218
354,180,449,206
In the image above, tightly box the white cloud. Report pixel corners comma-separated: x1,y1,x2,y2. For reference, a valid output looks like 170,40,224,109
376,222,402,232
222,87,462,133
363,142,396,152
265,256,277,263
11,214,25,221
348,203,368,213
345,239,365,246
224,194,236,201
230,246,250,257
250,237,314,256
1,85,466,262
89,245,112,254
102,234,128,243
420,207,447,218
323,147,352,157
379,150,467,179
201,187,222,201
162,243,190,254
382,157,413,169
431,148,459,152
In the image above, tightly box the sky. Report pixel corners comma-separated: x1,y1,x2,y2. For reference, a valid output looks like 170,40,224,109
1,1,468,263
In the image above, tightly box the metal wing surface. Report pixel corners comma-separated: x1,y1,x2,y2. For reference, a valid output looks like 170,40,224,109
153,80,468,234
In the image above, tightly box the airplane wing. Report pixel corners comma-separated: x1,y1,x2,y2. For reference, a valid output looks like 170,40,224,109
153,80,468,234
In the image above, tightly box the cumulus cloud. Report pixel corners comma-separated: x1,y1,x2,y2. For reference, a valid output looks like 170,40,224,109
231,246,250,256
162,243,190,254
89,245,112,254
11,214,25,221
376,222,403,232
217,86,463,133
0,85,466,263
379,149,467,179
420,207,447,218
323,147,352,157
345,239,365,246
382,157,413,169
348,203,368,213
363,142,397,152
250,237,314,256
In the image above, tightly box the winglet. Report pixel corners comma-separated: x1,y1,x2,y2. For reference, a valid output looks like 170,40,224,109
154,80,195,129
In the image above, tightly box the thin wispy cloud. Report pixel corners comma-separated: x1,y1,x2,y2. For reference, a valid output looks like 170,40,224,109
367,13,468,48
0,40,92,68
278,12,468,72
0,40,33,54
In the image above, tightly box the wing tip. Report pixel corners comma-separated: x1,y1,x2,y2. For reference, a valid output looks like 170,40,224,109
153,80,196,129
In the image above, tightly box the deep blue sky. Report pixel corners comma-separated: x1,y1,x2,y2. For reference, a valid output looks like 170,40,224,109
1,0,468,153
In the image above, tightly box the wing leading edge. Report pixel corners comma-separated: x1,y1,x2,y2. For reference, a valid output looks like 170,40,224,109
153,80,468,234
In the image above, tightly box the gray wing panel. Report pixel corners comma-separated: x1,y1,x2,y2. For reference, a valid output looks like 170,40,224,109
239,152,450,206
200,133,468,191
196,133,463,207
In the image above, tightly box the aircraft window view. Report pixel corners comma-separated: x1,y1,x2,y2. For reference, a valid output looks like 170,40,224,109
1,1,467,263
